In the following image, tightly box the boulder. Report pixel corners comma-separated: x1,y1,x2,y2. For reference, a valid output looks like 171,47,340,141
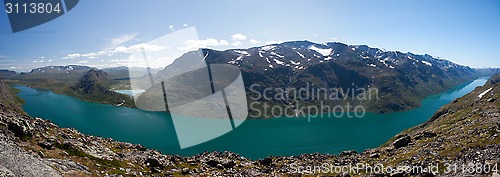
38,141,54,150
369,153,380,158
206,160,220,168
423,131,437,138
7,119,32,138
144,158,162,168
222,161,236,169
181,167,190,174
339,150,358,157
393,135,411,149
259,157,272,166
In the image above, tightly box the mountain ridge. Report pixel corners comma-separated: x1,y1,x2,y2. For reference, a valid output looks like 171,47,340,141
1,40,499,117
148,40,498,117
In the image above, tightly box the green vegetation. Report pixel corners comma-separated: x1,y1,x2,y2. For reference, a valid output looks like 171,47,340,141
5,67,136,108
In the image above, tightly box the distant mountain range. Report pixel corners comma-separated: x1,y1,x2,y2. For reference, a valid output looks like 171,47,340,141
151,40,499,116
1,40,499,117
2,66,135,107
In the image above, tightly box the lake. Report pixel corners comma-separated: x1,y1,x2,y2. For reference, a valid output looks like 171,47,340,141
14,78,487,160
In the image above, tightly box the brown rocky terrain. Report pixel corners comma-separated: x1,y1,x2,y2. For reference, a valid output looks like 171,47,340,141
0,74,499,176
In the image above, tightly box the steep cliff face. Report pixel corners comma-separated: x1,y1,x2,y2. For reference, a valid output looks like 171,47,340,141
0,77,23,114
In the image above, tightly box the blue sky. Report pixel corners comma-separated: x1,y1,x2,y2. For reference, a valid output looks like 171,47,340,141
0,0,499,71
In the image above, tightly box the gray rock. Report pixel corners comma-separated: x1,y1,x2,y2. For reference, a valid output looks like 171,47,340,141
38,141,54,150
47,158,91,175
7,119,32,138
423,131,437,138
369,153,380,158
206,160,220,168
393,135,411,149
0,165,15,177
144,158,162,168
182,167,190,174
340,150,358,156
0,134,61,177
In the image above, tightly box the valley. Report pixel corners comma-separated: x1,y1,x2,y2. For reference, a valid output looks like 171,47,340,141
2,41,499,119
0,73,498,176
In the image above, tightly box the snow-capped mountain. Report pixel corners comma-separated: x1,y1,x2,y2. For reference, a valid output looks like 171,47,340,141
207,40,473,76
154,40,491,116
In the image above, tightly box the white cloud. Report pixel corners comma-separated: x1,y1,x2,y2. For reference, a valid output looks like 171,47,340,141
82,52,100,59
112,43,167,53
63,53,82,59
61,43,166,61
249,39,261,44
32,60,44,63
41,56,45,59
77,60,88,64
0,56,7,58
169,25,175,31
219,40,229,46
111,33,138,47
179,38,230,51
183,24,188,27
231,33,247,41
231,41,242,46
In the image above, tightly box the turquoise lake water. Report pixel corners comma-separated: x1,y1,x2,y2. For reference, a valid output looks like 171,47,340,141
14,78,487,160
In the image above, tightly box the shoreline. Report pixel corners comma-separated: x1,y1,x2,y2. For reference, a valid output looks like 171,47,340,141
12,77,486,120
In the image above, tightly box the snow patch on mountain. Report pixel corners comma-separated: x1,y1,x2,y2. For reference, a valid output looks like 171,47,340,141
295,51,305,58
271,52,284,58
274,58,285,65
261,45,276,51
228,55,245,65
290,60,301,65
309,45,332,56
421,60,432,66
233,50,250,56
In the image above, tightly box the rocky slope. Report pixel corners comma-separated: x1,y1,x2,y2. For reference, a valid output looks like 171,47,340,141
1,74,499,176
0,77,24,114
